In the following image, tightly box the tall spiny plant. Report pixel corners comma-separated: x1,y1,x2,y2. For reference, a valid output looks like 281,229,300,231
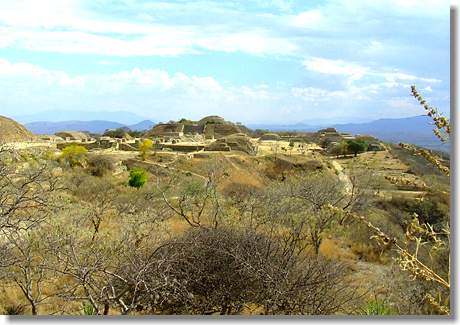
332,86,451,314
410,85,450,142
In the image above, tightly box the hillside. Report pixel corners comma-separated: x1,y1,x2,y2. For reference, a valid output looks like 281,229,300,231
0,115,35,143
0,117,450,315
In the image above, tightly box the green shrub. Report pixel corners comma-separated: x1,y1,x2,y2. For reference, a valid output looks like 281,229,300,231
361,299,393,315
60,144,88,167
128,167,147,189
3,304,25,315
347,140,368,157
81,302,97,315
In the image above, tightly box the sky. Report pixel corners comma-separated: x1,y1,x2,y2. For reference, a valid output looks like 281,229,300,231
0,0,451,124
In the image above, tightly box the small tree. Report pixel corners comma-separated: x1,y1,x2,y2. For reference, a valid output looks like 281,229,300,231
271,142,279,160
60,144,88,167
328,142,348,158
347,140,367,157
139,139,153,161
128,168,147,189
288,141,295,156
87,155,115,177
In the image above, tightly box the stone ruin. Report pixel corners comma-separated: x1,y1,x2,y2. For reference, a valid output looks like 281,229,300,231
144,115,246,140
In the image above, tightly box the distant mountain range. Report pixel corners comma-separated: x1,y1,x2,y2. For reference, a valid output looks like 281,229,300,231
249,115,450,153
26,119,156,135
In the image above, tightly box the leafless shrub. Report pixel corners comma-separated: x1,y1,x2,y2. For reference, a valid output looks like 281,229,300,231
87,155,115,177
0,148,61,233
158,160,225,229
120,226,360,315
0,230,54,315
0,148,63,314
71,175,118,240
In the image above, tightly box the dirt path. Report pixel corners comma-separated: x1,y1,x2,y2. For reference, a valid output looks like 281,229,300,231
330,160,353,194
223,155,243,172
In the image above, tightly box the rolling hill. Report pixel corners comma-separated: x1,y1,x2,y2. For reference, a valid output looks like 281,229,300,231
25,120,126,135
25,119,156,135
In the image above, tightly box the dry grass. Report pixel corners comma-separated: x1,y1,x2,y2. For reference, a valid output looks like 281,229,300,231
320,239,357,264
349,242,384,263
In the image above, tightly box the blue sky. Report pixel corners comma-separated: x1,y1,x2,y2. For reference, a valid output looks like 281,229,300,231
0,0,450,124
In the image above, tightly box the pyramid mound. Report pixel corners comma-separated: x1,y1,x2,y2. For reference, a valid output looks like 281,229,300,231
145,116,249,139
203,123,243,139
259,133,281,141
55,131,89,141
198,115,225,125
0,116,34,143
145,123,184,137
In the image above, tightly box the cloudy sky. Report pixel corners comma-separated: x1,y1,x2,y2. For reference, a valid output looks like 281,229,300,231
0,0,450,124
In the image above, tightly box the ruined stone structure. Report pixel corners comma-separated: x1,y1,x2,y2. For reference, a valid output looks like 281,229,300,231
205,133,257,155
146,123,185,137
145,116,246,140
55,131,90,141
259,133,281,141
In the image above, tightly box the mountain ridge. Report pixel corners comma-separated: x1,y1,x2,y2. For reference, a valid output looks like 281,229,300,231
25,119,156,135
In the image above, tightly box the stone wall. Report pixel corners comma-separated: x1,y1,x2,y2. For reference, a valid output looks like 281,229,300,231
160,144,205,152
57,140,115,150
183,124,205,134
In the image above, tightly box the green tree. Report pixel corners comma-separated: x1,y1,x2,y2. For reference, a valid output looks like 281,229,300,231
128,168,147,189
60,144,88,167
139,139,153,161
328,141,348,158
103,127,129,138
347,140,368,157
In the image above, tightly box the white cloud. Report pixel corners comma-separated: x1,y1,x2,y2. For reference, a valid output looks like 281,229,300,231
366,0,449,18
292,85,373,103
97,60,116,65
0,0,449,60
0,58,281,121
292,87,345,101
0,1,450,123
379,71,440,84
195,30,297,56
423,85,433,92
303,57,369,84
0,1,298,57
289,9,322,28
302,56,441,88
